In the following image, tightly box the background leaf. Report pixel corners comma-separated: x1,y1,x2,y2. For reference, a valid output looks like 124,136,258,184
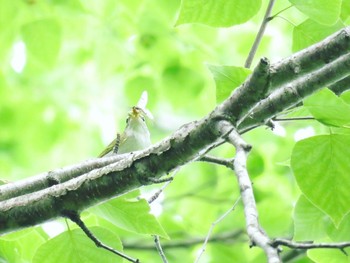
304,88,350,127
292,19,343,52
33,227,123,263
208,65,251,103
308,248,349,263
289,0,342,26
0,229,46,263
291,134,350,226
21,18,62,67
293,195,328,241
176,0,262,27
91,194,168,238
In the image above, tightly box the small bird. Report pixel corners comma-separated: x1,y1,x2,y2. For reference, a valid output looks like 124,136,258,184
98,91,153,157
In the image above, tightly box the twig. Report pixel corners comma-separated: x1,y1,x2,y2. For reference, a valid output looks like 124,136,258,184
273,117,315,122
272,238,350,251
62,210,139,263
194,197,241,263
124,230,244,250
198,155,234,169
219,121,281,263
147,168,180,263
154,235,168,263
147,168,179,204
245,0,276,68
147,180,172,204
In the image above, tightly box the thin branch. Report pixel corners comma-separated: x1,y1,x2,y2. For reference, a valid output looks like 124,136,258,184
147,169,180,263
154,235,168,263
198,155,234,169
62,210,139,263
124,230,245,250
147,168,179,204
194,197,241,263
219,122,281,263
272,238,350,251
273,117,315,122
147,181,172,204
245,0,276,68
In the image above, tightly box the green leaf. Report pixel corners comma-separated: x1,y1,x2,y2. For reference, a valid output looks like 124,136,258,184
176,0,261,27
289,0,341,26
208,65,251,103
293,195,328,241
91,195,168,238
341,0,350,21
21,18,61,66
326,213,350,242
247,149,265,178
162,64,206,110
291,134,350,226
258,197,293,237
308,248,349,263
0,229,46,263
0,0,18,61
292,19,343,52
304,88,350,127
33,227,123,263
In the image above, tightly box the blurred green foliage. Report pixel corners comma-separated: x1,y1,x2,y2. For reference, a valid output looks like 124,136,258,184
0,0,350,262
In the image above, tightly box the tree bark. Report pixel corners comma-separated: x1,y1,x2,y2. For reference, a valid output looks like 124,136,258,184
1,26,350,235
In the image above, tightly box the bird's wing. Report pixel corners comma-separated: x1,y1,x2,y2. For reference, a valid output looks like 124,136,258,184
98,133,124,157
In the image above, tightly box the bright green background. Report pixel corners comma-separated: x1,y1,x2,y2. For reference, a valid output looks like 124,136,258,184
0,0,350,262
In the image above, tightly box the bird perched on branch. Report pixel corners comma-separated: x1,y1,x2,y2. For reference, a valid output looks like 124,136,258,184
99,91,153,157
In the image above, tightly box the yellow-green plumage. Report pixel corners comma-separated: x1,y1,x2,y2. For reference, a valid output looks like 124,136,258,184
98,133,121,157
99,93,152,157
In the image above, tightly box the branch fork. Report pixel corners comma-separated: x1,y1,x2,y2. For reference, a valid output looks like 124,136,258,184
1,26,350,262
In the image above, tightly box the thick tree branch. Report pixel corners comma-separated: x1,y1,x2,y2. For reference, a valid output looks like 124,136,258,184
329,75,350,95
0,154,125,201
269,27,350,91
1,26,350,236
239,52,350,130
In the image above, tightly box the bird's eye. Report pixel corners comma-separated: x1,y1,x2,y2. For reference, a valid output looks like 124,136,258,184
141,116,145,122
